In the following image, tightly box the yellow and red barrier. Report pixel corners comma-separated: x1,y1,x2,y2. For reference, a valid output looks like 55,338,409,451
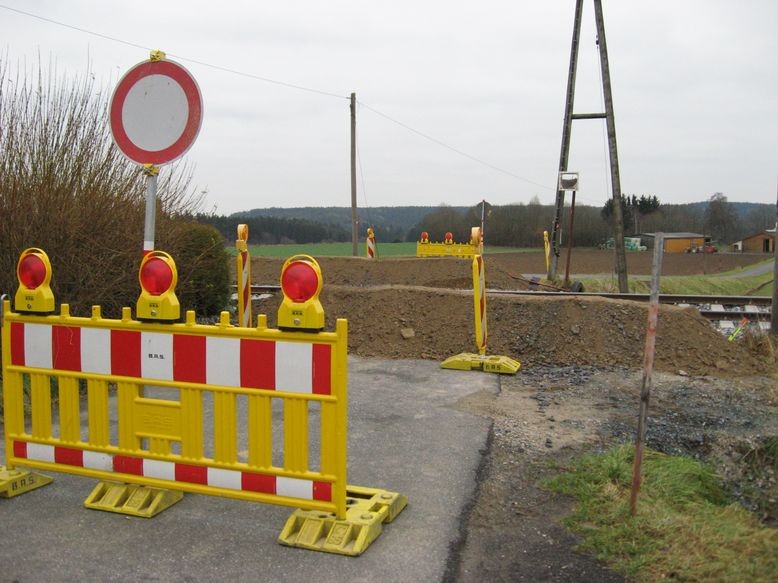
236,224,252,327
2,302,348,516
473,255,487,355
366,227,377,259
416,227,483,258
1,248,405,556
441,254,520,374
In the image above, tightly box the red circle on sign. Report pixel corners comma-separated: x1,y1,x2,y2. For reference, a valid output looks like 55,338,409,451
110,59,202,165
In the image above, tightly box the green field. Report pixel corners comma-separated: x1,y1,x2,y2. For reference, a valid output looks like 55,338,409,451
229,242,530,258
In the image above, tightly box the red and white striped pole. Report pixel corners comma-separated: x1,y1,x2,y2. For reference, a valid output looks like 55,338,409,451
236,224,252,327
366,227,377,259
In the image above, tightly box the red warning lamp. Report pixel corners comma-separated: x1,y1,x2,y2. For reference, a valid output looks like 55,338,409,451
14,248,55,313
420,231,429,244
278,255,324,331
445,232,453,244
281,261,319,301
140,257,175,295
137,250,180,320
19,254,47,288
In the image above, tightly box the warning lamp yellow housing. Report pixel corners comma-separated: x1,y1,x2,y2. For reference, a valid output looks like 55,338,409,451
15,247,55,313
137,250,180,321
278,255,324,331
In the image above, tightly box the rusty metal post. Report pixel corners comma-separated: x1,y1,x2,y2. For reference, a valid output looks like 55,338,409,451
630,233,664,516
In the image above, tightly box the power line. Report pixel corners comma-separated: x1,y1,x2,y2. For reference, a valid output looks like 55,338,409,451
357,100,554,192
0,4,149,53
2,3,556,195
356,144,372,226
0,4,348,101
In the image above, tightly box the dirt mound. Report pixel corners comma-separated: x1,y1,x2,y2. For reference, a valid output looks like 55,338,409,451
254,288,771,377
248,251,776,378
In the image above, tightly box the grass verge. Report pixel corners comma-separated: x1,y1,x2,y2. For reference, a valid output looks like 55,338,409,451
545,444,778,582
581,271,774,296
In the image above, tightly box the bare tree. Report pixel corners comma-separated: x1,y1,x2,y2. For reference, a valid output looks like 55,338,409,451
0,58,201,315
703,193,740,244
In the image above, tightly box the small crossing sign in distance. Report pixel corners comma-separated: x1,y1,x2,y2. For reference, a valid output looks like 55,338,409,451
110,57,203,166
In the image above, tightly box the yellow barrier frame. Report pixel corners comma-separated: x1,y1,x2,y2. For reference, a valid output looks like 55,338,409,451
416,241,482,258
1,302,349,520
416,227,483,258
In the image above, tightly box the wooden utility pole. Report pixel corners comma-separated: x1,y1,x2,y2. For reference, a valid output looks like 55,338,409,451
549,0,583,282
550,0,629,293
350,92,358,256
594,0,628,292
770,181,778,338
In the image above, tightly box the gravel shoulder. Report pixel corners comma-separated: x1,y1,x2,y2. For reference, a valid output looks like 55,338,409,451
449,367,777,581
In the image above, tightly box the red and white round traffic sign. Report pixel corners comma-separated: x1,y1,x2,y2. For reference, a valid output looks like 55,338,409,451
110,59,202,166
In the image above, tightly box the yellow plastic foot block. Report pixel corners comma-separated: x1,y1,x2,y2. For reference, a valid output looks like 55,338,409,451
278,485,408,556
84,480,183,518
441,353,521,374
0,466,54,498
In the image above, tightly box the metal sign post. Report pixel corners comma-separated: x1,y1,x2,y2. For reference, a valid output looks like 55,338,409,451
558,172,579,288
109,50,203,254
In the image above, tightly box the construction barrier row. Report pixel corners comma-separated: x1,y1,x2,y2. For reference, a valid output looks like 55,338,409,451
416,227,483,258
1,248,406,556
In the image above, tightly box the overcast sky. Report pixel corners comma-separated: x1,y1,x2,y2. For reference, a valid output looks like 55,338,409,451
1,1,776,215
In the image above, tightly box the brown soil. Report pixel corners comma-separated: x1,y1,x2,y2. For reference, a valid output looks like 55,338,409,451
250,251,775,378
247,250,777,581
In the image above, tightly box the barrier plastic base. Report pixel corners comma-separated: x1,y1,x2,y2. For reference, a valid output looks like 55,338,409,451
84,480,183,518
0,466,54,498
278,485,408,556
441,353,521,374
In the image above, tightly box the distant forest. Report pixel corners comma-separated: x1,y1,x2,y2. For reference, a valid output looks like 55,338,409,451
196,196,776,249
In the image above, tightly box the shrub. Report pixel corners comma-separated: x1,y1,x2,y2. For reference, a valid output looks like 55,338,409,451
0,59,200,317
160,221,230,316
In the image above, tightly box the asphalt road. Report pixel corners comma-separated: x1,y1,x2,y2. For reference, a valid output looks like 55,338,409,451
1,357,495,582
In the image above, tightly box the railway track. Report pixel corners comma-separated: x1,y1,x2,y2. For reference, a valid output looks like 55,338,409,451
486,290,773,331
241,285,773,329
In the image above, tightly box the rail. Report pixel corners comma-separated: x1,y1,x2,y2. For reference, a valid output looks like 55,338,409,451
238,285,772,324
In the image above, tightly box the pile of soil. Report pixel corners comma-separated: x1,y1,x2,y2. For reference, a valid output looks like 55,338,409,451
249,252,776,378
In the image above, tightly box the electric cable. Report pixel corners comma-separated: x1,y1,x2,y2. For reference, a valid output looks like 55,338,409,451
357,100,554,192
0,4,348,101
1,3,558,198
